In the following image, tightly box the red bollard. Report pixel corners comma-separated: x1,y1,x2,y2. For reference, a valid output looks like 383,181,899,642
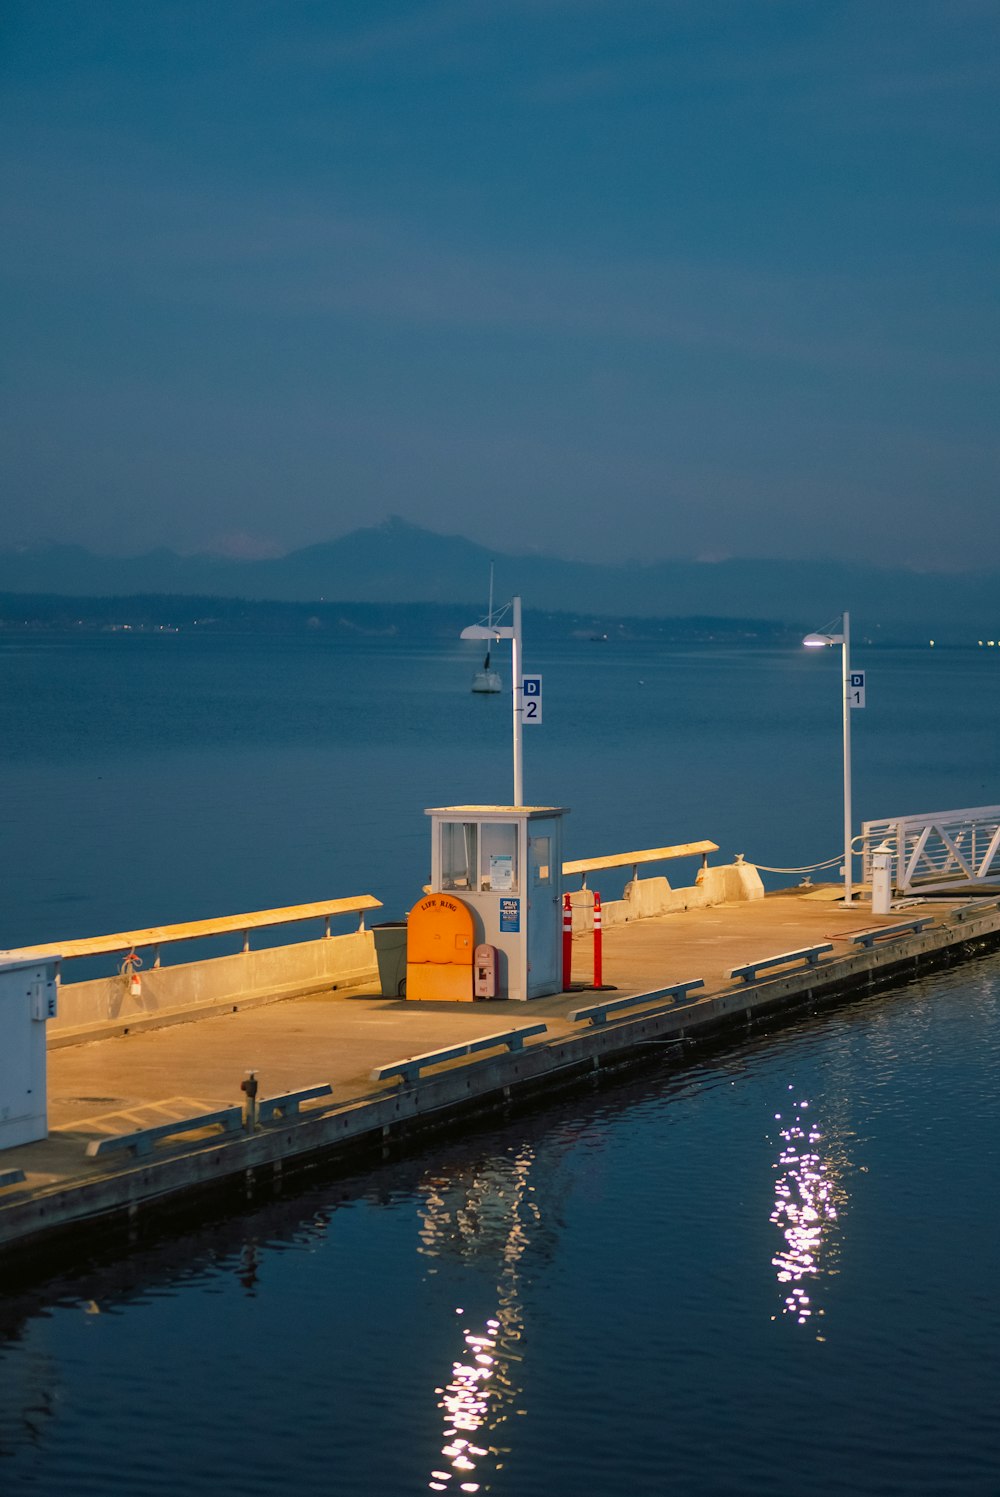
589,891,615,991
562,892,573,990
593,890,604,988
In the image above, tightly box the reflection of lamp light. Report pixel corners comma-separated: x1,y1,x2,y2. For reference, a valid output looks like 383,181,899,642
419,1150,535,1492
431,1314,499,1492
461,596,523,806
802,611,854,905
770,1090,846,1334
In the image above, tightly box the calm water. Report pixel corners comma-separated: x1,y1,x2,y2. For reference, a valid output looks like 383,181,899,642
2,631,999,941
1,633,999,1494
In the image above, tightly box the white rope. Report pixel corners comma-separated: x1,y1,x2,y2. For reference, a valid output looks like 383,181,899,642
749,833,869,876
751,856,843,874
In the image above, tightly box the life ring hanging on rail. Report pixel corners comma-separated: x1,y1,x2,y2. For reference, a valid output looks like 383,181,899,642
119,950,143,999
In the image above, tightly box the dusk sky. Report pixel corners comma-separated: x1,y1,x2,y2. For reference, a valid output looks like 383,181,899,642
3,2,998,569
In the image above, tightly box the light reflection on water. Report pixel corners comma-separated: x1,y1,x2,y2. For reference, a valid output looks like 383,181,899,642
0,966,999,1495
419,1150,536,1492
769,1088,848,1336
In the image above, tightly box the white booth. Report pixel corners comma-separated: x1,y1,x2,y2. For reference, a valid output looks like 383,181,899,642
426,805,568,1001
0,953,58,1150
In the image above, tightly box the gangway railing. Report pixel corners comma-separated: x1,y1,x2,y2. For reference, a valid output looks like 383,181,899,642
862,807,1000,896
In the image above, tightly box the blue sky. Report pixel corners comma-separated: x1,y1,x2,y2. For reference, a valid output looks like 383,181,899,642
2,1,998,568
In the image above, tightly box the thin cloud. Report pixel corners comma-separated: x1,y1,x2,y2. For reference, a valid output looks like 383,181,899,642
4,151,994,391
269,0,620,66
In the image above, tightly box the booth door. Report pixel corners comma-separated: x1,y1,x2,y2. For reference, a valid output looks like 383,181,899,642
527,830,559,996
0,984,40,1148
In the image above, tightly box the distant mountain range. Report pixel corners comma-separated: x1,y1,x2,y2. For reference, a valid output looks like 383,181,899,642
0,517,995,641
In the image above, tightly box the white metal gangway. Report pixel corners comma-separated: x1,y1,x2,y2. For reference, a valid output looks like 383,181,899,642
862,806,1000,897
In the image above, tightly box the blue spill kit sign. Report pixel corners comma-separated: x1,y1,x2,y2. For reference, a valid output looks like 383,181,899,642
499,898,520,933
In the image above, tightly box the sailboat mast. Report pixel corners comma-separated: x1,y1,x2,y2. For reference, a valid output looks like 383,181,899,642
484,562,494,669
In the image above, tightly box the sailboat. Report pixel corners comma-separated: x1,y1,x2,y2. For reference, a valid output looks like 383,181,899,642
471,564,503,693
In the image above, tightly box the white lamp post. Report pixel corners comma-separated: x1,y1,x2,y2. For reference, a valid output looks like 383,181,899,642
803,611,854,905
461,595,524,806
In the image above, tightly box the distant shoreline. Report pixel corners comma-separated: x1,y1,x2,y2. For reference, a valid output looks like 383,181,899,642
0,592,801,644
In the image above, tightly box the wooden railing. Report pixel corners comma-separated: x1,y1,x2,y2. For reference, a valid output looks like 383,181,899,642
9,894,383,971
561,840,718,889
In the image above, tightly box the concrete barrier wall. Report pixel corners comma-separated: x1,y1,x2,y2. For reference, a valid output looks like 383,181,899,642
48,863,761,1036
49,929,377,1037
568,860,764,930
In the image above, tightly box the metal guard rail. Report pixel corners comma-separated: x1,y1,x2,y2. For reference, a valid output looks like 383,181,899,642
862,806,1000,895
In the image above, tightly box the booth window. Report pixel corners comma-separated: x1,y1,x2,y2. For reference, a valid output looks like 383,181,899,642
480,823,518,893
441,822,478,890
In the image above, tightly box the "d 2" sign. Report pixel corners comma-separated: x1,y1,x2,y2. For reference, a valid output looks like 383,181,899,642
521,675,543,724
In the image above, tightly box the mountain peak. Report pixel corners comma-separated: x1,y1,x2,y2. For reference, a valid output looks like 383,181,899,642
0,522,996,638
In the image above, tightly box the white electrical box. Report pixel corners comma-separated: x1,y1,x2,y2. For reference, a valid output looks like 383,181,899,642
0,954,59,1150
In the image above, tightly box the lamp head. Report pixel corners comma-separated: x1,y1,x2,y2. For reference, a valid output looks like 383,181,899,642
461,624,515,640
802,612,847,647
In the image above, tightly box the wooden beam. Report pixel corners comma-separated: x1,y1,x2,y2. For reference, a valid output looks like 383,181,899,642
8,894,383,963
562,840,718,877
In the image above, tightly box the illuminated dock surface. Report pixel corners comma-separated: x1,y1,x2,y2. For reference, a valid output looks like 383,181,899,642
2,888,999,1265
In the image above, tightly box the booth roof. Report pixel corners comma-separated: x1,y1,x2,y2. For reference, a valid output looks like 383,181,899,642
423,805,570,818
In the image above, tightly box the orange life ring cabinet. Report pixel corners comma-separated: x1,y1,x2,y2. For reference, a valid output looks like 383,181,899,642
405,892,476,1002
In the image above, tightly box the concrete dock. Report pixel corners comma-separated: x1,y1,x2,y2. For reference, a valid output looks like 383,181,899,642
2,886,999,1267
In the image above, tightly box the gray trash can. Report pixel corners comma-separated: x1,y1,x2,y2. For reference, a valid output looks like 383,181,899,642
372,921,407,998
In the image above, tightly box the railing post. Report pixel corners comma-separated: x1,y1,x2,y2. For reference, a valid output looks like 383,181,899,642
562,893,573,990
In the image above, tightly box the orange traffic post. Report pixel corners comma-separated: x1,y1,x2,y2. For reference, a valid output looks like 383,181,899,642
589,891,616,992
593,890,603,987
562,892,573,990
